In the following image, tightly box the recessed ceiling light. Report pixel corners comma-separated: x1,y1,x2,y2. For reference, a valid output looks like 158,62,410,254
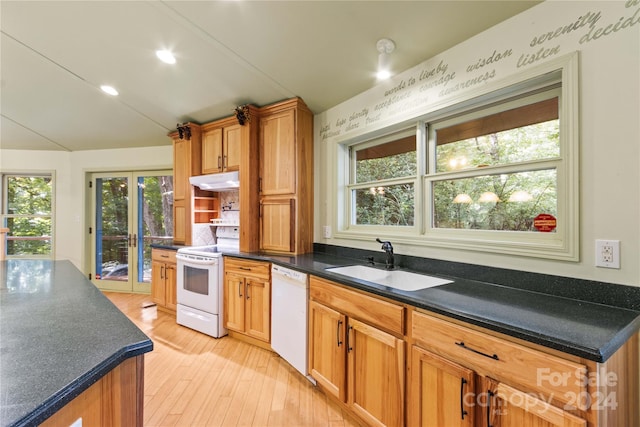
100,85,119,96
156,49,176,64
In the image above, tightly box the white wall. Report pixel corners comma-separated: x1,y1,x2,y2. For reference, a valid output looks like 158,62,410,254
0,146,172,270
314,0,640,286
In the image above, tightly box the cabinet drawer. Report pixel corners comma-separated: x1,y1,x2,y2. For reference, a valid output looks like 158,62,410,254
310,276,405,336
152,249,176,263
412,311,588,409
224,257,270,279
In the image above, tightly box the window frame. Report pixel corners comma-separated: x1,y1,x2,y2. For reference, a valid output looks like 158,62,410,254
1,171,56,259
335,53,579,261
344,127,420,234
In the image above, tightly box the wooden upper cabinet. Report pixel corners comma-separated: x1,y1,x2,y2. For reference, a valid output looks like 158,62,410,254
224,124,242,172
258,98,313,254
170,123,201,245
202,123,242,174
260,109,296,195
202,128,223,174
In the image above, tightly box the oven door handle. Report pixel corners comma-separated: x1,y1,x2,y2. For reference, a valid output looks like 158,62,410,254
176,253,218,265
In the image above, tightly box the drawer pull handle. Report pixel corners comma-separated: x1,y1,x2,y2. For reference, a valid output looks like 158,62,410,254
337,320,343,347
455,341,499,360
239,267,252,271
460,378,468,420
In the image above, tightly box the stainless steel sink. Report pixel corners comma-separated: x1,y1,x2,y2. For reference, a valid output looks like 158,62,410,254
325,265,453,291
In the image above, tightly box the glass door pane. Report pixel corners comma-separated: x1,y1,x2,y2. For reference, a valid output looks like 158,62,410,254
135,173,173,292
94,174,132,292
91,171,173,293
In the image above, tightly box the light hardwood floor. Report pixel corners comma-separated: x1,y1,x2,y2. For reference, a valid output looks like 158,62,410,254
104,292,362,427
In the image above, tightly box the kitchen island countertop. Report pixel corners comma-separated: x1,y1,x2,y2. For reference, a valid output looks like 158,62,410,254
0,260,153,427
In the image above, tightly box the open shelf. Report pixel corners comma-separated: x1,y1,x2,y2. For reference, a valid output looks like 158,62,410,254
193,188,219,223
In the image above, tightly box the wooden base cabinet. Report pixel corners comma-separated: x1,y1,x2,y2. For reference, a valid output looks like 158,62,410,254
223,257,271,343
40,356,144,427
309,276,405,427
151,248,177,312
410,346,476,427
485,378,587,427
409,310,639,427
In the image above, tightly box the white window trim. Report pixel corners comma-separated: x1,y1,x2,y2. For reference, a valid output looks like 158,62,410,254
1,171,56,260
334,52,579,261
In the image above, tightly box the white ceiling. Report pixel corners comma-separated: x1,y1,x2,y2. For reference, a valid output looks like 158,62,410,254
0,1,540,152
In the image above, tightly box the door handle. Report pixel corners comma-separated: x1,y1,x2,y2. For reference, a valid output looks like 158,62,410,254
127,233,132,247
336,320,343,347
161,265,165,279
238,281,243,298
246,282,250,299
218,155,222,169
460,378,468,420
133,233,137,248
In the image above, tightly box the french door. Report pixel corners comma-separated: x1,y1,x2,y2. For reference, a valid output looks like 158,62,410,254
91,171,173,293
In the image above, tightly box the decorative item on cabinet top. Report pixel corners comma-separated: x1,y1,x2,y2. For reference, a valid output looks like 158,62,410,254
176,122,192,139
234,105,251,125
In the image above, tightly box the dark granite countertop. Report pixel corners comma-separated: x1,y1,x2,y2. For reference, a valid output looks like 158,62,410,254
150,241,187,251
225,249,640,363
0,260,153,427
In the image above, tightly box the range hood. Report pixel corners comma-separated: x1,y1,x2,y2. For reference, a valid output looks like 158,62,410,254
189,171,239,191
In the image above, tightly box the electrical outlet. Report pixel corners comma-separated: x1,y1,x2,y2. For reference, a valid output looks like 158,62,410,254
595,240,620,269
322,225,332,238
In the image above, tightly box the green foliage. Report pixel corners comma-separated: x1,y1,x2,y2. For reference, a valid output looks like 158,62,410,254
354,152,416,226
353,120,559,231
5,176,52,255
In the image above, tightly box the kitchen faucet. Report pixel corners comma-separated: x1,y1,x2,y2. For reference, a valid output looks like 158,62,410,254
376,238,395,270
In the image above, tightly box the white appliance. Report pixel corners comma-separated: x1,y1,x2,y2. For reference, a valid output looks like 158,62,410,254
189,171,239,191
176,246,226,338
271,264,315,383
176,226,239,338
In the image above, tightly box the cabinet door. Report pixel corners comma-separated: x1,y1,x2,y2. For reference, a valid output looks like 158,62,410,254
202,128,223,173
151,259,166,306
347,318,404,427
173,139,188,201
309,300,347,402
410,346,475,427
223,124,242,172
488,380,586,427
260,197,294,252
165,262,177,311
260,109,296,195
173,200,187,244
245,277,271,342
224,273,246,332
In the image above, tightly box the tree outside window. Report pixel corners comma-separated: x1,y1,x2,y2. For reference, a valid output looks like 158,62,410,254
2,174,53,257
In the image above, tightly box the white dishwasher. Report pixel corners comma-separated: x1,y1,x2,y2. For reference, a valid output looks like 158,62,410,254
271,264,314,383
